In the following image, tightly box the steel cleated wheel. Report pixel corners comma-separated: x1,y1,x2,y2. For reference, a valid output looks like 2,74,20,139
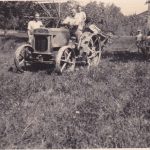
81,33,101,67
55,46,76,74
14,44,33,73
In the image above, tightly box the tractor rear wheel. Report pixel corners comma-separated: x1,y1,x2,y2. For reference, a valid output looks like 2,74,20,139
55,46,76,74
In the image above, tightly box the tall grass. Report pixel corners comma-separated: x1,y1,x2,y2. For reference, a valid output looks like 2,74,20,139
0,37,150,148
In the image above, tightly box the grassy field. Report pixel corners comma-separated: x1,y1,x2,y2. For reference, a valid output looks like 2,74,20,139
0,36,150,148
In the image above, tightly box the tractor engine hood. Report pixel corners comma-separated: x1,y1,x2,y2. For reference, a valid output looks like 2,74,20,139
34,28,50,35
33,27,70,48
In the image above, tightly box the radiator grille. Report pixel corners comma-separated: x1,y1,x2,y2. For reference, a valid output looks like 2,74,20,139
35,36,48,52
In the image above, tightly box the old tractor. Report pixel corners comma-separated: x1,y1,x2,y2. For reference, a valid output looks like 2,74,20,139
14,1,110,73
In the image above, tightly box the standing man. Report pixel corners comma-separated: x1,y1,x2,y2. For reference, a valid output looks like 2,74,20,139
76,6,86,29
136,29,143,52
75,6,86,41
27,13,43,44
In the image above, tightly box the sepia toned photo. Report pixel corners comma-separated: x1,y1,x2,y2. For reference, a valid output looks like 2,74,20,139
0,0,150,149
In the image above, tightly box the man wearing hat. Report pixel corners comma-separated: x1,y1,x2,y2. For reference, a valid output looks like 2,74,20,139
27,13,43,44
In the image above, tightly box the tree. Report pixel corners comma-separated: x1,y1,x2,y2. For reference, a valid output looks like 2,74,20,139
0,1,146,35
84,1,125,33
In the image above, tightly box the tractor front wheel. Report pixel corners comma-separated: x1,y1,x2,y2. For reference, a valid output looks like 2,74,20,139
14,44,33,73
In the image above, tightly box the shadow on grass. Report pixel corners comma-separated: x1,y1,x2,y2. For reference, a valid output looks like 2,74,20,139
9,60,88,75
27,63,55,74
9,63,55,74
102,51,150,62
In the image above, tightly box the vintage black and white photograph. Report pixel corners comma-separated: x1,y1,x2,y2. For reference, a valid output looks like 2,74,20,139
0,0,150,149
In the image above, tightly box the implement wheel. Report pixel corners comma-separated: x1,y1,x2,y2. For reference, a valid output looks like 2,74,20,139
55,46,76,74
86,34,102,67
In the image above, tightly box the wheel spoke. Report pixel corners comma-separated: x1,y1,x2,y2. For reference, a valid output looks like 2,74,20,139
93,37,99,45
64,52,67,59
61,63,67,72
19,53,24,58
89,39,93,45
64,50,69,55
60,51,72,72
18,59,25,66
89,38,99,52
66,52,71,61
61,59,74,64
88,52,97,59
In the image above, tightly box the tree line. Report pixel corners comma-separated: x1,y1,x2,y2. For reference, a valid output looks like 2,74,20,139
0,1,148,35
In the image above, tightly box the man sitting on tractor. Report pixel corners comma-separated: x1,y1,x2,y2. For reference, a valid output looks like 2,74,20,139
62,9,76,26
62,7,86,41
27,13,43,44
62,9,78,37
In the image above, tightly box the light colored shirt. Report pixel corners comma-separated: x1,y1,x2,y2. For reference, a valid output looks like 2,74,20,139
77,11,86,22
74,11,86,30
136,33,142,41
63,16,76,26
28,20,43,31
63,11,86,31
27,20,43,43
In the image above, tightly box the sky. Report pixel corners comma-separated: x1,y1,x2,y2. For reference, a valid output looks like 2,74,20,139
77,0,148,15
